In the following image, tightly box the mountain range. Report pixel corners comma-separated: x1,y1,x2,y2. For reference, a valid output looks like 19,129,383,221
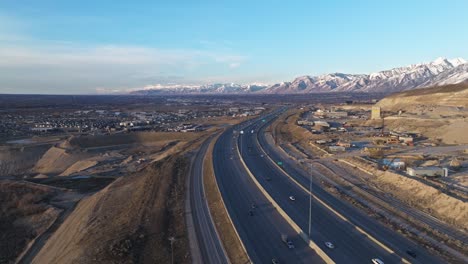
131,57,468,95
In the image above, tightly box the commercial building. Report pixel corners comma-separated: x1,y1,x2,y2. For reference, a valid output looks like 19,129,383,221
326,111,348,118
371,106,381,120
336,141,351,148
314,121,330,128
297,120,315,126
399,136,414,144
406,167,448,177
329,145,346,152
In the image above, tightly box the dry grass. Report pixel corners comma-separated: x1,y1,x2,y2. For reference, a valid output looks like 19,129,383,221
0,144,50,177
193,115,254,125
203,132,250,264
69,131,203,148
0,181,60,263
32,155,192,264
387,83,468,97
270,109,317,155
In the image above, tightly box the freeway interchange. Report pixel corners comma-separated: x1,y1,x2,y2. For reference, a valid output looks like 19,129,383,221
209,109,449,264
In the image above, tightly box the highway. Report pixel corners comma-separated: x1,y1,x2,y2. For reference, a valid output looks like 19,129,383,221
213,120,325,264
188,136,229,264
238,110,446,263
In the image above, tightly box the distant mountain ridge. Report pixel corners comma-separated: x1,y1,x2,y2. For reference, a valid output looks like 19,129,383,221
131,57,468,95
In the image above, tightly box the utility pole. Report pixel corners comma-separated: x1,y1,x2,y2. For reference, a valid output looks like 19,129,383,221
308,165,312,238
169,236,175,264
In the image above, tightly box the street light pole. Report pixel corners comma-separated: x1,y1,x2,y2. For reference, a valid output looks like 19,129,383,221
168,236,175,264
308,165,312,238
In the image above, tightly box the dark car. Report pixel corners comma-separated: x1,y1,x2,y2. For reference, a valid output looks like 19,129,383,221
249,210,254,216
406,250,417,258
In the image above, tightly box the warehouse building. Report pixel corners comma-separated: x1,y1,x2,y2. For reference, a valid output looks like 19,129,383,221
406,167,448,177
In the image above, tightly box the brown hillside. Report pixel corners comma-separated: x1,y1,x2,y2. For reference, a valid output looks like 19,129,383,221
0,181,61,263
377,83,468,111
32,155,191,264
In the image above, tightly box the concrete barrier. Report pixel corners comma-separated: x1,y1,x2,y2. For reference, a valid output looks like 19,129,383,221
256,132,411,264
210,131,252,264
236,133,335,264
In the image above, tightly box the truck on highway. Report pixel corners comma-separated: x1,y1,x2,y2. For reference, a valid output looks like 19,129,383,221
281,234,294,249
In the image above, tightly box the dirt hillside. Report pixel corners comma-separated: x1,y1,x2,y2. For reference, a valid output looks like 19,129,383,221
0,181,61,263
32,155,191,264
373,83,468,144
33,147,94,175
0,145,50,177
377,83,468,111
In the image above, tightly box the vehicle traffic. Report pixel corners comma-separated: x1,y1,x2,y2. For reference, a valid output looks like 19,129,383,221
281,234,294,249
371,258,384,264
324,242,334,249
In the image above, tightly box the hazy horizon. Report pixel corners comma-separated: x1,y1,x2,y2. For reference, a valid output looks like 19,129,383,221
1,0,468,94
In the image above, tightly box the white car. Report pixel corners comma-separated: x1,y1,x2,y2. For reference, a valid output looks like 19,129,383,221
324,242,334,249
289,196,296,201
371,258,384,264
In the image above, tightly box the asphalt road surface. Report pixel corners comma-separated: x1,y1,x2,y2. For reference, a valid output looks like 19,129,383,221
213,118,325,264
189,136,229,264
237,110,446,263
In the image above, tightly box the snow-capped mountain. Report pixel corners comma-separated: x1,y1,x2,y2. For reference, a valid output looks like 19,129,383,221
131,57,468,95
264,57,467,93
131,83,268,95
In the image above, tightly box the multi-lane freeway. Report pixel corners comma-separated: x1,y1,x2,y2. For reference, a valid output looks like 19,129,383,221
208,108,456,263
213,118,325,263
237,109,446,263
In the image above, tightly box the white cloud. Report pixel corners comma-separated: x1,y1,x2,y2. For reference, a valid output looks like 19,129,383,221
0,14,248,94
0,41,248,93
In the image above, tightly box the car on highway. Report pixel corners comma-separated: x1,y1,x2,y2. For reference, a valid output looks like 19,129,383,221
271,258,279,264
324,242,334,249
289,196,296,201
265,176,272,181
281,234,294,249
406,250,417,258
371,258,384,264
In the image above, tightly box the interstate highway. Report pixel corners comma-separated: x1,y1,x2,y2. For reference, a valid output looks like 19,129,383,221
213,120,325,263
237,111,445,263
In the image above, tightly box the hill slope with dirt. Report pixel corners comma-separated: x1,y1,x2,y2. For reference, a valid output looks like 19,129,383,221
376,83,468,112
32,155,191,264
0,181,61,263
0,144,51,177
373,84,468,144
33,146,94,175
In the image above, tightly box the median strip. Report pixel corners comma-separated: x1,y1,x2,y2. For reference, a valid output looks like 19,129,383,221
236,133,335,264
203,131,251,264
256,128,412,264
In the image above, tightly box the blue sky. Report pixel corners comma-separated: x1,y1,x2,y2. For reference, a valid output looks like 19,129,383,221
1,0,467,94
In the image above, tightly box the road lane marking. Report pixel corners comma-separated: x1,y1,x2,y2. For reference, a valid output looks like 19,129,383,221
236,128,335,264
254,122,411,264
